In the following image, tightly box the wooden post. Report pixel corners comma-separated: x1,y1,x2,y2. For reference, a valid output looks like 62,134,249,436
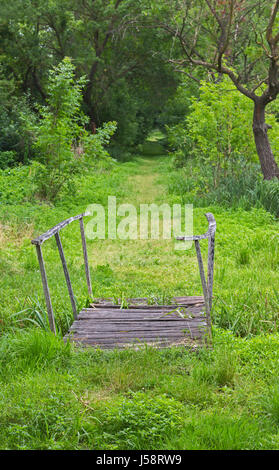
35,244,56,334
55,232,78,320
194,240,212,341
80,217,93,298
207,233,215,311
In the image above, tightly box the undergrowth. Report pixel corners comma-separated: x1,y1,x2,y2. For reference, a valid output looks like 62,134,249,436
1,155,279,449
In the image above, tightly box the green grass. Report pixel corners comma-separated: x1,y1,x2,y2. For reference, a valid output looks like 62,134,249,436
1,328,279,449
1,154,279,449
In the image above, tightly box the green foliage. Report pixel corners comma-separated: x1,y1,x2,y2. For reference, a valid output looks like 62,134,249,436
23,58,116,201
0,68,35,167
96,392,184,449
0,151,17,170
1,149,279,450
1,0,178,155
0,329,72,376
1,328,279,449
167,76,261,173
159,75,200,128
167,156,279,217
0,165,37,204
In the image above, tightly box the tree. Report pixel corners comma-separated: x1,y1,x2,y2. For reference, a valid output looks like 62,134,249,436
24,57,116,201
0,0,178,149
152,0,279,179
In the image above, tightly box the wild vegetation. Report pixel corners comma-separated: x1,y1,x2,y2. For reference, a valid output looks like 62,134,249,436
1,0,279,451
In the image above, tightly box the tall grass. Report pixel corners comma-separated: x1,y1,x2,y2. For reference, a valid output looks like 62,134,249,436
168,157,279,217
1,155,279,449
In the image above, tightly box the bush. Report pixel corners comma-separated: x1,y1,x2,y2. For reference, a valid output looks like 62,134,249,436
0,165,36,204
0,151,17,170
167,76,279,178
95,392,184,449
0,329,72,376
23,58,116,202
167,156,279,217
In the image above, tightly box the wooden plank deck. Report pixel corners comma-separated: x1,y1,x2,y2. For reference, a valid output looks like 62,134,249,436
64,296,208,349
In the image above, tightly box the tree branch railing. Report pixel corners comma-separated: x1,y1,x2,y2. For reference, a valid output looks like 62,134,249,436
176,212,216,340
31,212,92,334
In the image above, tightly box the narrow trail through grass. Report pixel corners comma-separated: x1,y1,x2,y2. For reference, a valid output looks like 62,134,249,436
2,155,279,450
86,155,199,303
123,156,165,204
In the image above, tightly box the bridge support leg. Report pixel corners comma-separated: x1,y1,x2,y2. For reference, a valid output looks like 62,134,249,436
194,240,212,341
55,232,78,320
35,244,56,334
80,218,93,298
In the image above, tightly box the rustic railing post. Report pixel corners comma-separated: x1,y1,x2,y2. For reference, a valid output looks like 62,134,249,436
207,234,215,311
205,213,216,312
35,244,56,334
32,212,91,332
55,231,78,320
176,212,216,342
80,217,93,298
194,240,212,340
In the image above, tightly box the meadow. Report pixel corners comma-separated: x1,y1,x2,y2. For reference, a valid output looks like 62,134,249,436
1,153,279,450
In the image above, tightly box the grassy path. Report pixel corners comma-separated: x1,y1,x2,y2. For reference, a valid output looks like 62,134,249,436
123,156,166,204
2,154,279,449
86,155,199,304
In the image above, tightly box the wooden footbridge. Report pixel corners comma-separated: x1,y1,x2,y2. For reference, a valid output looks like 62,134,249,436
31,213,216,349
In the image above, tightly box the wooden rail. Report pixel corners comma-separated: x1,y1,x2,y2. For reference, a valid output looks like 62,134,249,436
31,211,216,341
31,212,92,334
176,212,216,340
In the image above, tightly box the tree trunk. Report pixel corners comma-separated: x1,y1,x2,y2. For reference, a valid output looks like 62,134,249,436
253,99,279,180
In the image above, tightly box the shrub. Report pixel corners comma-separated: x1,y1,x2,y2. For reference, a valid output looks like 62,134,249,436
95,392,184,449
167,76,279,178
167,156,279,217
23,58,116,202
0,165,37,204
0,151,17,170
0,68,35,167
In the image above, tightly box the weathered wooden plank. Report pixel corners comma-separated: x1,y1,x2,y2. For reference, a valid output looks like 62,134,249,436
207,232,215,313
80,217,93,298
55,232,78,320
69,328,206,337
70,318,206,328
80,306,205,314
65,337,203,349
81,305,205,310
175,213,216,343
35,244,56,334
31,212,90,246
74,312,205,320
75,318,205,325
73,320,206,328
80,305,205,311
67,333,204,341
70,330,206,338
91,296,204,307
176,212,216,242
77,310,205,317
67,334,204,344
194,239,212,341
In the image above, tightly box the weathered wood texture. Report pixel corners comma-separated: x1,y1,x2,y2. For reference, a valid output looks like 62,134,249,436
176,212,216,340
55,232,78,320
79,217,93,297
31,213,91,334
64,296,208,349
35,244,56,334
31,212,90,246
32,211,216,348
